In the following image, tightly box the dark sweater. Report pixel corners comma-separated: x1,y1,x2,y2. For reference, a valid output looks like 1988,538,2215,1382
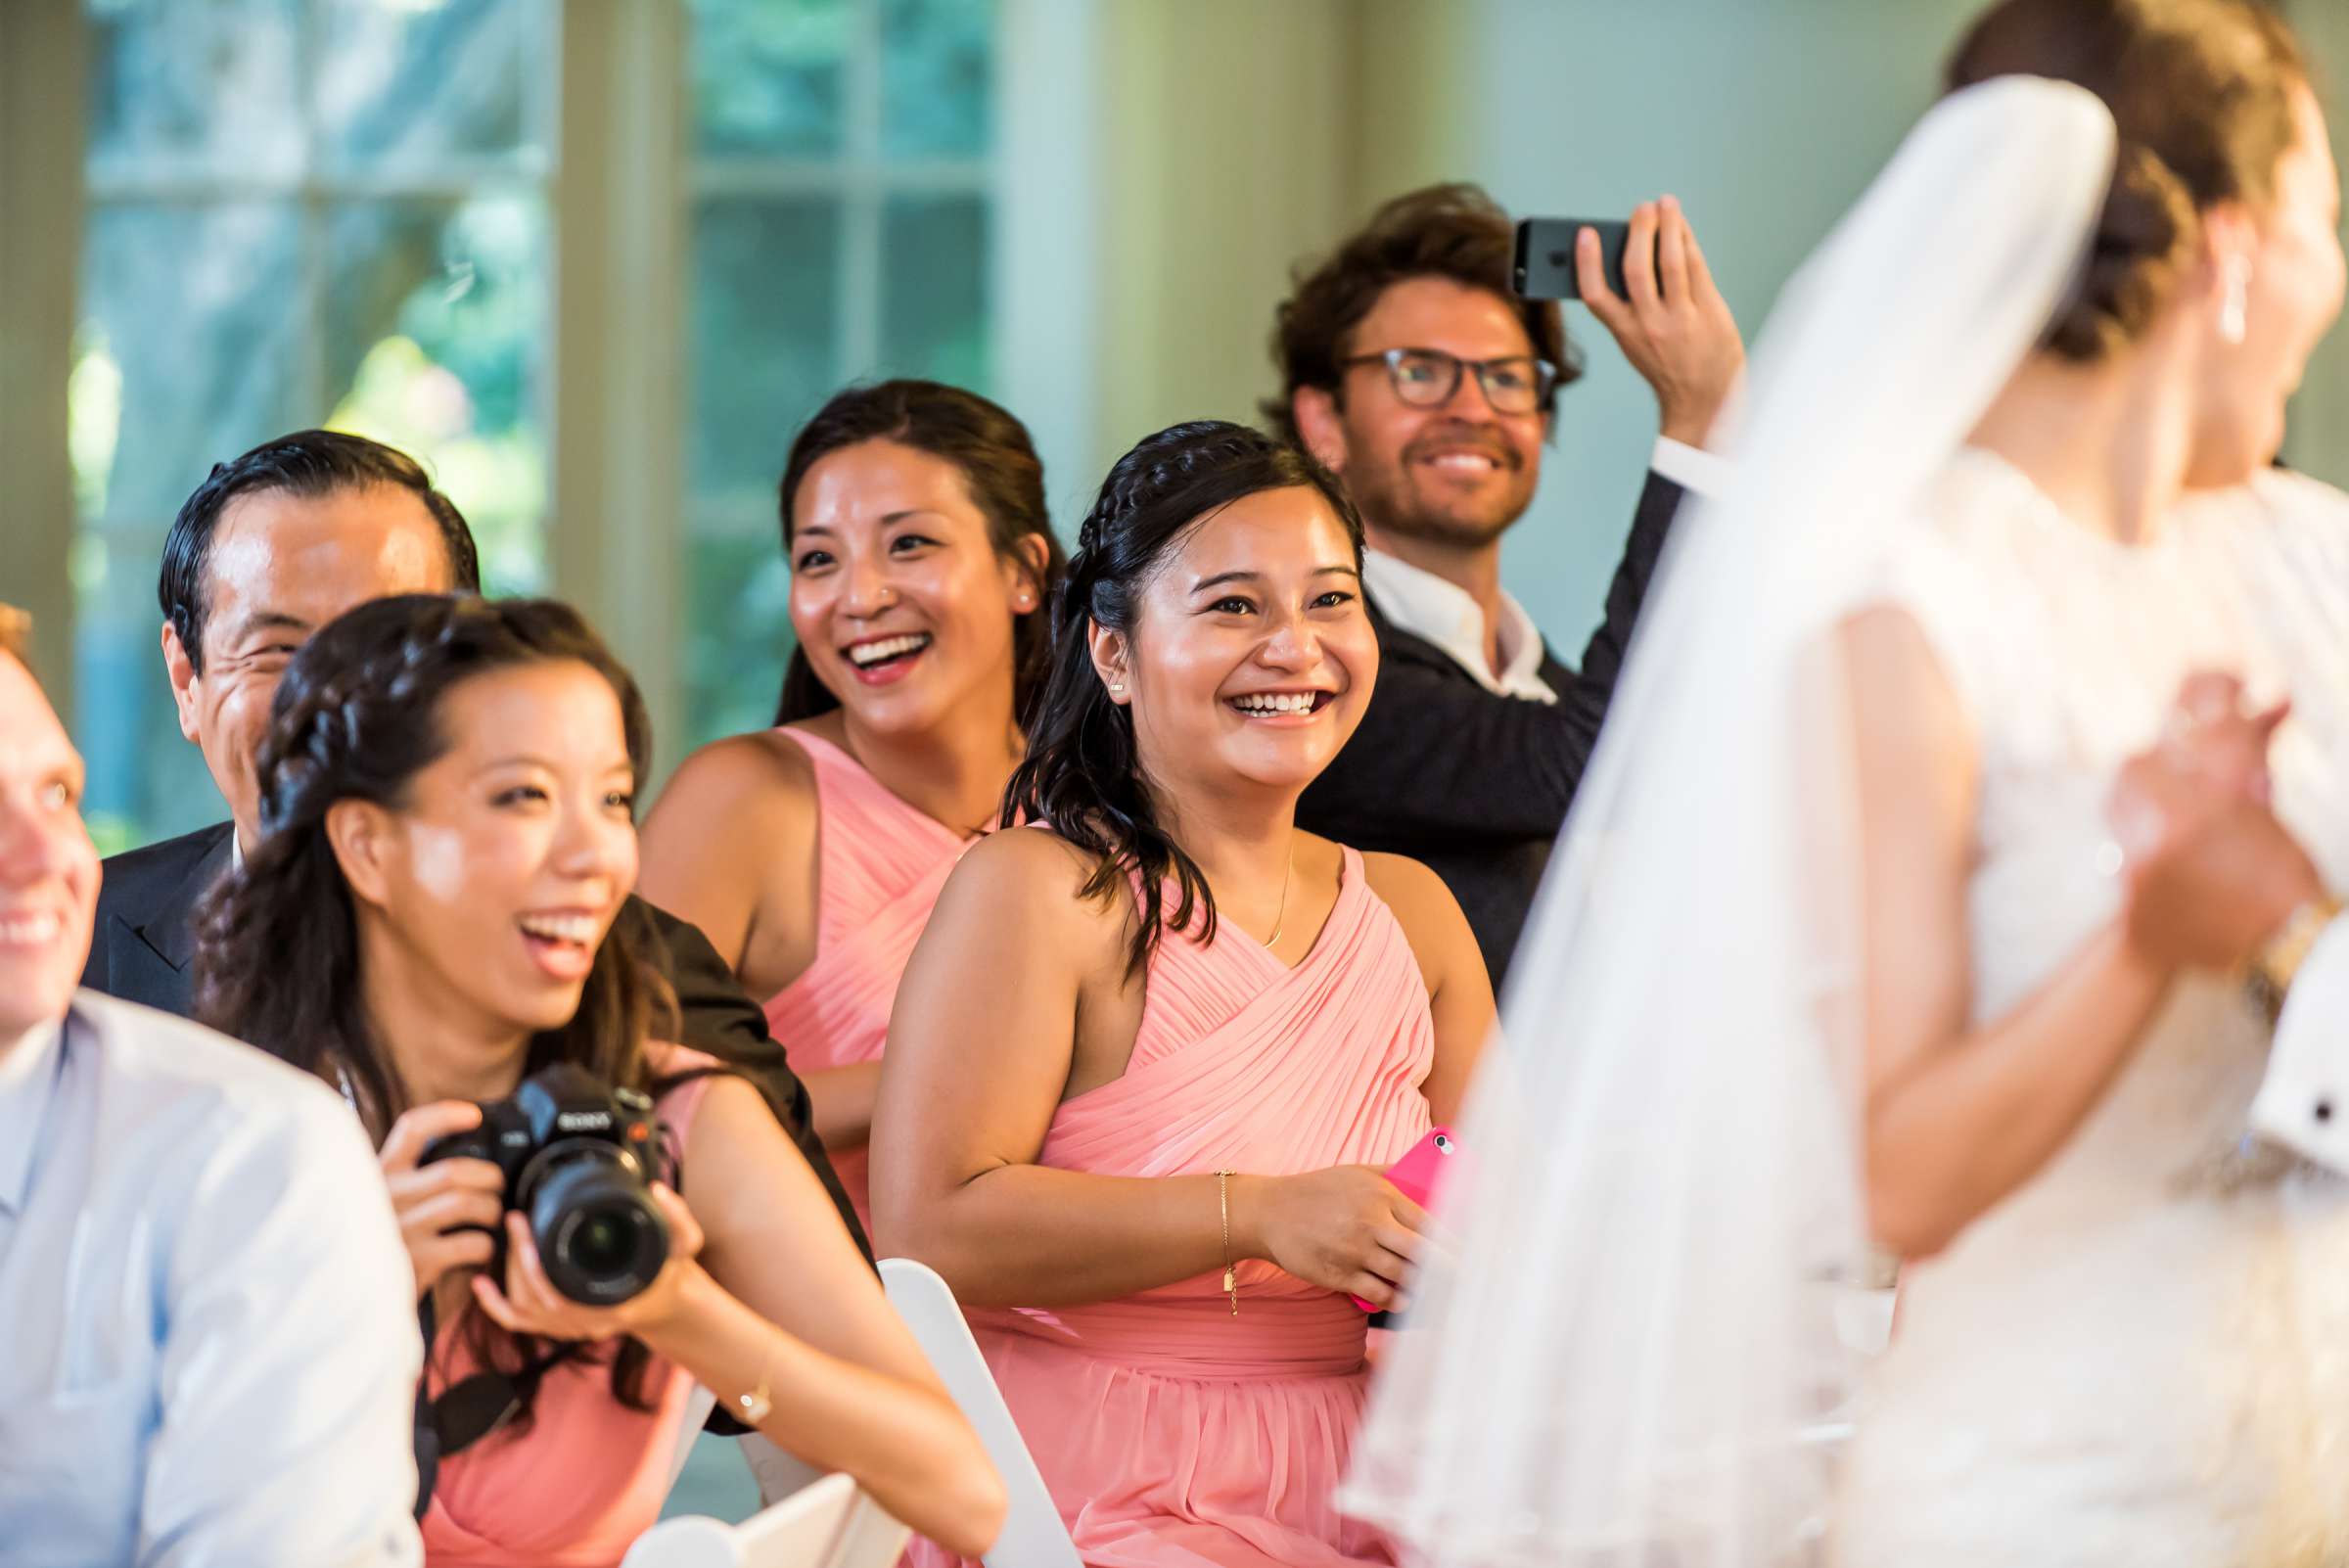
1297,467,1684,989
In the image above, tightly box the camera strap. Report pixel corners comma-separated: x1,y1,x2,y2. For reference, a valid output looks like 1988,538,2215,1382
417,1288,566,1461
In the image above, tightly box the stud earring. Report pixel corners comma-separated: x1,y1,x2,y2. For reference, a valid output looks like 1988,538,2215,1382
2221,256,2252,346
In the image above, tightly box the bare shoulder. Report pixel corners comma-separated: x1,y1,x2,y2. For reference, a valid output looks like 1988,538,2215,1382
943,826,1122,931
647,729,818,844
1359,849,1467,935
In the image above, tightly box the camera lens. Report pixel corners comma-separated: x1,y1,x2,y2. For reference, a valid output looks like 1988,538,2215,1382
526,1149,668,1305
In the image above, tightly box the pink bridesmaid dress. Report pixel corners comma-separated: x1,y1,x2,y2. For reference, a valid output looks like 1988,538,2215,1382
420,1048,719,1568
761,727,976,1234
917,845,1436,1568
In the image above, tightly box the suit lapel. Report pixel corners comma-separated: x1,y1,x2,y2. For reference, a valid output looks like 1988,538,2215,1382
108,825,234,1020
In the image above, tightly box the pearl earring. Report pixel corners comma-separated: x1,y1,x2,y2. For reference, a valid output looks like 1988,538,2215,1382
2221,256,2252,346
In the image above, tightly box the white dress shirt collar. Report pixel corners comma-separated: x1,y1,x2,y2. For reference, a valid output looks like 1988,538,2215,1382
0,1016,65,1221
1360,548,1558,704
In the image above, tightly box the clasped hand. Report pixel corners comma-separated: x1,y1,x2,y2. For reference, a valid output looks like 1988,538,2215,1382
2106,672,2323,971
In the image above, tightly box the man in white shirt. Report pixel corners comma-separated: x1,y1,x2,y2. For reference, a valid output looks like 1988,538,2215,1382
0,605,423,1568
1275,183,1743,983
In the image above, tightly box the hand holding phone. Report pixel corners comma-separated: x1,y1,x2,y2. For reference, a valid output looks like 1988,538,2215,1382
1514,218,1641,302
1515,200,1746,446
1351,1127,1459,1312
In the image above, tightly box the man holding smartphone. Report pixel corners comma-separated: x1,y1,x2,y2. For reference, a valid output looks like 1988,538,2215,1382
1273,182,1744,987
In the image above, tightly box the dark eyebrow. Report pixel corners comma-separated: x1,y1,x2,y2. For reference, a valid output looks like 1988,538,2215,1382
474,754,634,777
223,611,312,646
1191,566,1359,593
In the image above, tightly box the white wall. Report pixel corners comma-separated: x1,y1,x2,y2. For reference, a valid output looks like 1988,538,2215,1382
1458,0,1985,644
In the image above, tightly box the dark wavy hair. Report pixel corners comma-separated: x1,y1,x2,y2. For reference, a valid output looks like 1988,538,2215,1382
193,593,678,1425
1001,421,1364,977
1946,0,2309,362
1262,182,1579,448
161,430,482,672
774,380,1067,727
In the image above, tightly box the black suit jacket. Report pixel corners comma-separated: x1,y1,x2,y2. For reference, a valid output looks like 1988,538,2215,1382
1297,468,1684,988
82,820,868,1256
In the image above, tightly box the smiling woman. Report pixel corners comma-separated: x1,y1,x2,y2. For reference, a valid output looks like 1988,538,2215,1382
189,593,1003,1566
867,420,1496,1568
636,379,1064,1233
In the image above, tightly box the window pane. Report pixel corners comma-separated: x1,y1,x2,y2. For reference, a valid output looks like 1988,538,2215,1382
323,197,550,592
878,194,989,389
86,0,302,183
690,0,851,160
685,195,840,747
71,202,305,849
881,0,992,161
688,196,842,500
684,525,795,750
315,0,549,174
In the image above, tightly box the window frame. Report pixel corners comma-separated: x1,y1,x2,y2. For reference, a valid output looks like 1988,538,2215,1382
10,0,1092,828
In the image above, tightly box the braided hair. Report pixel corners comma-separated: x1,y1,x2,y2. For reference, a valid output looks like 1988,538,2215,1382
193,593,676,1424
1000,421,1364,977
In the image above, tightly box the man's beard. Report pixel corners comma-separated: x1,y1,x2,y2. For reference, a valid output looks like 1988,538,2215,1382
1345,429,1537,549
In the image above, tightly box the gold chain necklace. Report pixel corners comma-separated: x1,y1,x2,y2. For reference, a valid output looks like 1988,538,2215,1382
1264,838,1295,949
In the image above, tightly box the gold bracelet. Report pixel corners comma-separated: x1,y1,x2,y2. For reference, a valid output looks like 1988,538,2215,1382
1215,1170,1238,1316
2252,896,2343,1016
735,1355,776,1426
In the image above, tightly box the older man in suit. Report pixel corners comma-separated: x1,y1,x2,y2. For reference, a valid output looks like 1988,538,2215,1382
77,429,864,1256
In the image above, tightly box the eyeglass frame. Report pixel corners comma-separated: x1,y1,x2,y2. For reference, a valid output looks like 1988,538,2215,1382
1333,346,1561,416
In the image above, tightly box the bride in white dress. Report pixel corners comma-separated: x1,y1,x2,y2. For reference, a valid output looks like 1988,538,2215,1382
1346,2,2349,1564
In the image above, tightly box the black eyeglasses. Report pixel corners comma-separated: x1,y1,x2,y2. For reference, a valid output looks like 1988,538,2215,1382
1336,347,1559,415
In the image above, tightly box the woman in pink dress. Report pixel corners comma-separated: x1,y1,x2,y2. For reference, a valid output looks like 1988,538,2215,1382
196,594,1004,1567
877,422,1496,1568
641,382,1065,1236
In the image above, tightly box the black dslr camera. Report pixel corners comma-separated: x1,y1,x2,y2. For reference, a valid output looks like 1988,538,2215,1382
420,1064,670,1306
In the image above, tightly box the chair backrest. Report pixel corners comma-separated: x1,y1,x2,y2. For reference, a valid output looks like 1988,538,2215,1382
624,1471,911,1568
668,1385,719,1491
877,1257,1082,1568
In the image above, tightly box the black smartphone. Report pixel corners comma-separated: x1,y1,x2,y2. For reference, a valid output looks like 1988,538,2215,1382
1514,216,1636,302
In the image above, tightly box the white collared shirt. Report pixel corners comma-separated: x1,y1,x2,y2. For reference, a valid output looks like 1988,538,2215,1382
0,991,422,1568
1361,436,1721,704
1362,548,1560,703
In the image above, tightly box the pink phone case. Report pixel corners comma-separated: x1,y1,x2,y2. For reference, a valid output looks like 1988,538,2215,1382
1352,1127,1457,1312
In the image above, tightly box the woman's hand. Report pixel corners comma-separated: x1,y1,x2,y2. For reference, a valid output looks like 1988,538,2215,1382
2108,672,2322,970
1236,1166,1428,1311
471,1182,709,1343
379,1100,505,1301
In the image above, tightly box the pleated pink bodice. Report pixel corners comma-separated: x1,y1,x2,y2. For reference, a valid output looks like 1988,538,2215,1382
760,728,974,1232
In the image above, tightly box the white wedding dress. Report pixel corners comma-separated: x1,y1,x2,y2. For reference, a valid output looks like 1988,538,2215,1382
1836,453,2349,1566
1347,80,2349,1568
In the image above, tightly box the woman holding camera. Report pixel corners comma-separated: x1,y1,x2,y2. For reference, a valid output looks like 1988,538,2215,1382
196,593,1003,1567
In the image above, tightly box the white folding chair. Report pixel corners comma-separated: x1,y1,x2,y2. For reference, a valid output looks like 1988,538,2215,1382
624,1470,910,1568
878,1257,1082,1568
668,1385,719,1492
